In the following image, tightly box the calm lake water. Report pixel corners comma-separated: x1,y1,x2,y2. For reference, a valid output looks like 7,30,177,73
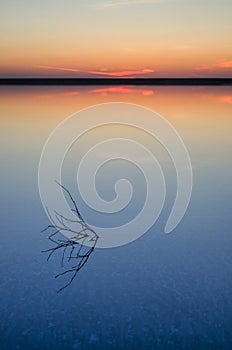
0,85,232,350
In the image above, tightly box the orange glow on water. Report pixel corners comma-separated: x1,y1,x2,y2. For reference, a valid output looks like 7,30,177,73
1,86,231,174
91,87,154,95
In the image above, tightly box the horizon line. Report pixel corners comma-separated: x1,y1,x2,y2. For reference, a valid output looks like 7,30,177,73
0,77,232,86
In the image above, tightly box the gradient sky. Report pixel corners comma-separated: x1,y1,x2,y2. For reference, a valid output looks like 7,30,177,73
0,0,232,77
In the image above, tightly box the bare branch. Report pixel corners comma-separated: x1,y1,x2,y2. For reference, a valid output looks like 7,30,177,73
42,183,99,292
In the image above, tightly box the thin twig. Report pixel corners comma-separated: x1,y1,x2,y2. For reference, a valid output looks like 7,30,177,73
42,182,99,292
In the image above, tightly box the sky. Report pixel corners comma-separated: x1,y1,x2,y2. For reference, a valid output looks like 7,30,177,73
0,0,232,78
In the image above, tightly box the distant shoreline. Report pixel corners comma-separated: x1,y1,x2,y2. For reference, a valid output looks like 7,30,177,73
0,78,232,86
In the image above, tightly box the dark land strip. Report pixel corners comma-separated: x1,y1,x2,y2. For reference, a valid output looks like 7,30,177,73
0,78,232,86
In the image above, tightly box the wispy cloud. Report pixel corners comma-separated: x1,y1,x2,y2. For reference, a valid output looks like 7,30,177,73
35,65,80,73
89,70,136,77
195,59,232,71
88,68,154,77
34,65,155,78
97,0,160,9
217,60,232,68
143,68,154,73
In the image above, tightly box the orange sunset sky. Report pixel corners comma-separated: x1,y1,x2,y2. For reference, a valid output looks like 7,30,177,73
0,0,232,78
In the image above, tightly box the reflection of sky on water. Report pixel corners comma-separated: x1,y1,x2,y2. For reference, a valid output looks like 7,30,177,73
0,86,232,349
